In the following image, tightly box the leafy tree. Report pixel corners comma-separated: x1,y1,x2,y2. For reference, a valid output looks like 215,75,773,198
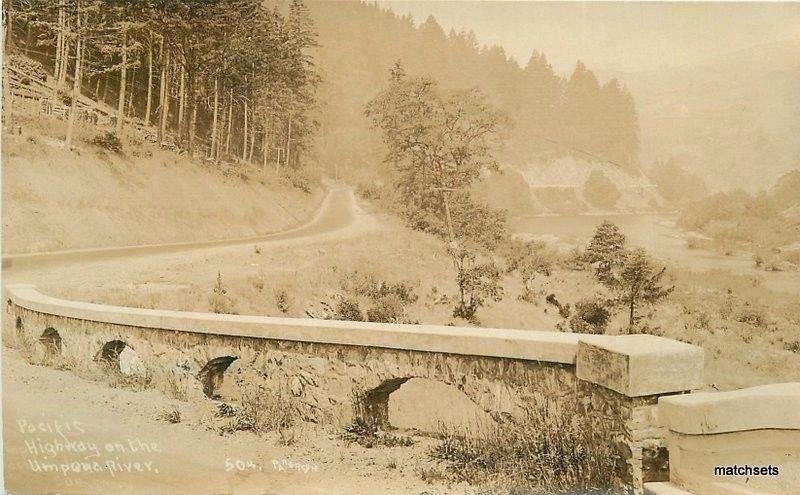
365,67,508,321
604,248,673,329
452,250,503,323
365,68,507,246
584,221,627,282
583,170,621,209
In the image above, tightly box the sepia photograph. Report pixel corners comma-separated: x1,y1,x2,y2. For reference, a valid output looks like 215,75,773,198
1,1,798,494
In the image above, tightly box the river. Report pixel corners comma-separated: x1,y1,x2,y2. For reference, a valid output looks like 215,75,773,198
510,213,800,294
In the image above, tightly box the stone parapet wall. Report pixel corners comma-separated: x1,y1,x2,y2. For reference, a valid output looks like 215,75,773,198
656,383,800,495
4,284,706,493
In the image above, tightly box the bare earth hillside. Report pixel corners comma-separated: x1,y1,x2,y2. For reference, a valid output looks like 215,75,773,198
2,116,323,254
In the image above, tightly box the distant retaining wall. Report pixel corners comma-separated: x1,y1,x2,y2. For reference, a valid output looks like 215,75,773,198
648,383,800,495
4,284,705,493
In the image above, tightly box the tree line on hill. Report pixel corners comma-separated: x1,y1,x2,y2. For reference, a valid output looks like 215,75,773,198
311,1,640,175
3,0,318,169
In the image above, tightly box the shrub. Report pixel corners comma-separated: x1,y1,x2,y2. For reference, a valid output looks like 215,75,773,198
452,250,504,323
209,272,235,314
735,306,767,327
501,239,556,289
217,373,298,444
546,294,571,319
341,418,414,448
430,395,621,493
90,131,123,153
583,170,621,209
274,288,291,314
357,182,383,200
569,299,612,334
155,407,182,424
283,169,314,193
338,271,418,323
366,295,404,323
345,271,418,305
334,297,364,321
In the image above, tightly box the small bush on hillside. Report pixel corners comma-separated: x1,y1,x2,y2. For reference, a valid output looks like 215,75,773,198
366,295,405,323
274,288,291,314
334,297,364,321
283,169,313,193
785,341,800,354
735,306,767,327
155,407,182,424
545,294,571,319
345,271,418,305
502,239,557,303
569,299,612,334
90,131,123,153
209,272,235,314
338,271,418,323
563,247,589,271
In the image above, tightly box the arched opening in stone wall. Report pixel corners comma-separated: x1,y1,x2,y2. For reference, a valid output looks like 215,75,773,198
96,340,127,371
360,377,493,433
39,327,62,355
197,356,238,399
95,340,147,377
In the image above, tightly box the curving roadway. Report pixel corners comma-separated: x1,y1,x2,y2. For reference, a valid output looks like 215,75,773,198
2,185,358,274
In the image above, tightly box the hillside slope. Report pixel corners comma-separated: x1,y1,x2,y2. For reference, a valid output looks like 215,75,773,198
2,117,323,254
621,39,800,192
478,158,662,216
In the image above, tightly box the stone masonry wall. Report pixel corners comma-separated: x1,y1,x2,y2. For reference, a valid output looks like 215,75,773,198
5,293,688,493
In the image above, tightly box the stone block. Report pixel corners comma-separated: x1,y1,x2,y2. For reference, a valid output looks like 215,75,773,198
643,482,695,495
576,334,704,397
659,383,800,434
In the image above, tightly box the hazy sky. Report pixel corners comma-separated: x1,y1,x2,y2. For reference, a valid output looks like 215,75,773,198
378,1,800,75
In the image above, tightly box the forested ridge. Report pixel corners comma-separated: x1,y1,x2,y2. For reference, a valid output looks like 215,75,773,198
4,0,318,168
4,1,642,179
311,1,641,176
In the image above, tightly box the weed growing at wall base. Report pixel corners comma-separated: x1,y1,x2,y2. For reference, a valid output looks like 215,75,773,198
430,395,623,494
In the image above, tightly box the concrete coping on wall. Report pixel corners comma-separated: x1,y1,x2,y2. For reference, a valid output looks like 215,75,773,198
659,383,800,435
6,284,705,397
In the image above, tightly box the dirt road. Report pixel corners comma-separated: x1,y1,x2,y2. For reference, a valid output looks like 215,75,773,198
2,185,358,274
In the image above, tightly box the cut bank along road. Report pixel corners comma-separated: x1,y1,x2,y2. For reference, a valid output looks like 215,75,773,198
2,185,358,274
